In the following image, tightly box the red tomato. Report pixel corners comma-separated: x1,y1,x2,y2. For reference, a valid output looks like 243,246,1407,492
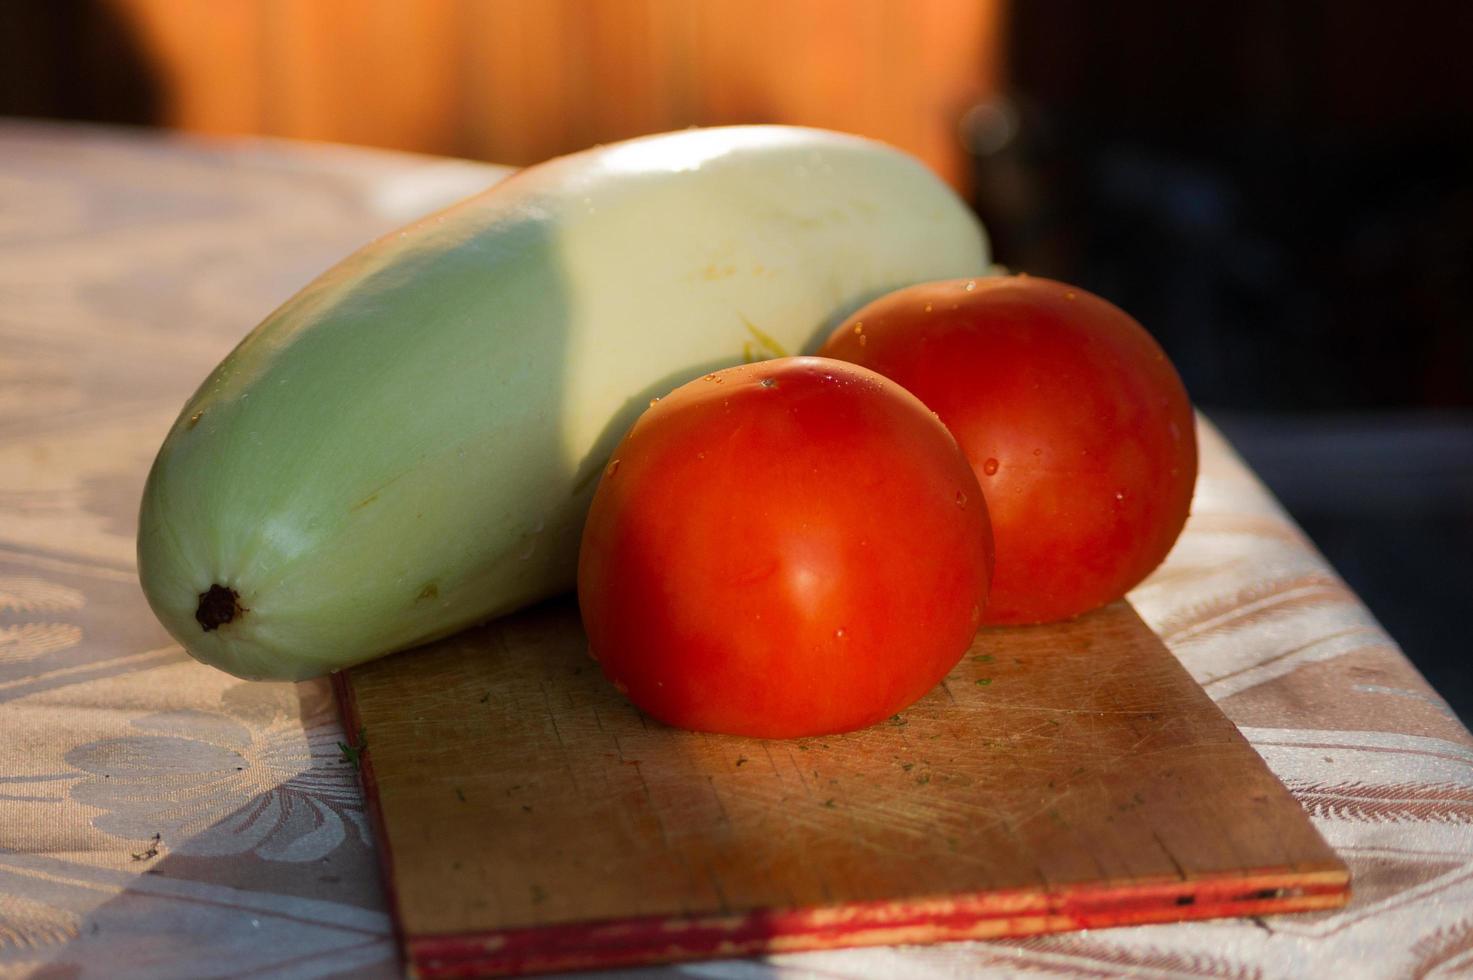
577,357,992,739
819,276,1196,625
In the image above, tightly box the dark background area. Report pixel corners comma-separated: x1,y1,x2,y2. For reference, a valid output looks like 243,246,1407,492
0,2,161,127
4,0,1470,718
968,0,1473,719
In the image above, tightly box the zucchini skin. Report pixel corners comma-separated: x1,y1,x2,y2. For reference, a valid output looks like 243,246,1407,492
138,126,990,680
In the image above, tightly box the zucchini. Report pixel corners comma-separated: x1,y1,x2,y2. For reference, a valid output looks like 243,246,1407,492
138,126,989,679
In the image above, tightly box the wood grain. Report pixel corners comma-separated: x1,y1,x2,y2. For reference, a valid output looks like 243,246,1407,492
336,597,1348,977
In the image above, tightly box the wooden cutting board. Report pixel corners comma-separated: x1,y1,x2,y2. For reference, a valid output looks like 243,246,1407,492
334,597,1348,978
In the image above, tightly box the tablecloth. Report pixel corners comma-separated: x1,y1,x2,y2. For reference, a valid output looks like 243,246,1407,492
1,120,1470,979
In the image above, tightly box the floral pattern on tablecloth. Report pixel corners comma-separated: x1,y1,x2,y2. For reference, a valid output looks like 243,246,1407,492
0,123,502,979
0,121,1469,979
63,681,368,862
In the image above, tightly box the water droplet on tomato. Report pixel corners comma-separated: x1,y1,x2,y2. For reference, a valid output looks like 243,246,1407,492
759,377,778,388
834,628,847,638
1032,448,1043,456
858,335,868,347
964,280,977,291
852,322,864,334
982,458,1000,476
955,490,968,507
607,459,621,477
648,396,660,407
1114,490,1125,502
924,303,934,313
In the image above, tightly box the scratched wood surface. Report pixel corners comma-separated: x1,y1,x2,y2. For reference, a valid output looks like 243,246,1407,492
335,597,1348,977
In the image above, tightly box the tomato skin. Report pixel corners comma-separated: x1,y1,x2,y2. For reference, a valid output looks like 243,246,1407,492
819,277,1196,626
577,357,992,739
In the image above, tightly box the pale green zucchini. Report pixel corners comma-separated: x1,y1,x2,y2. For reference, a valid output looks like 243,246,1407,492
138,126,989,679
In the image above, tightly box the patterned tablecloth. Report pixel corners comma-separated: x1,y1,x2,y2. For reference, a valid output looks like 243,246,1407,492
1,121,1470,980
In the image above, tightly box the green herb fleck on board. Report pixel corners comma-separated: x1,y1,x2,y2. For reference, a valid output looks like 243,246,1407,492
889,714,907,727
901,762,914,772
975,677,993,687
741,317,790,363
454,786,467,803
971,653,994,664
337,727,367,769
916,773,932,785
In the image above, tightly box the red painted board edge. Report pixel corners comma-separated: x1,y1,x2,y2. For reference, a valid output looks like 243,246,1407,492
407,869,1348,978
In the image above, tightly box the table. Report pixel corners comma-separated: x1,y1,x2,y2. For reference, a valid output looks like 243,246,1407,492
2,121,1470,979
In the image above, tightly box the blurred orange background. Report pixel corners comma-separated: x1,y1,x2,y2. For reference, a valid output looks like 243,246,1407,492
79,0,1005,192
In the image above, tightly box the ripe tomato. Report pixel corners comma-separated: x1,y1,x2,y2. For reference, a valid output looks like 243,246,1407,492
819,276,1196,625
577,357,992,739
